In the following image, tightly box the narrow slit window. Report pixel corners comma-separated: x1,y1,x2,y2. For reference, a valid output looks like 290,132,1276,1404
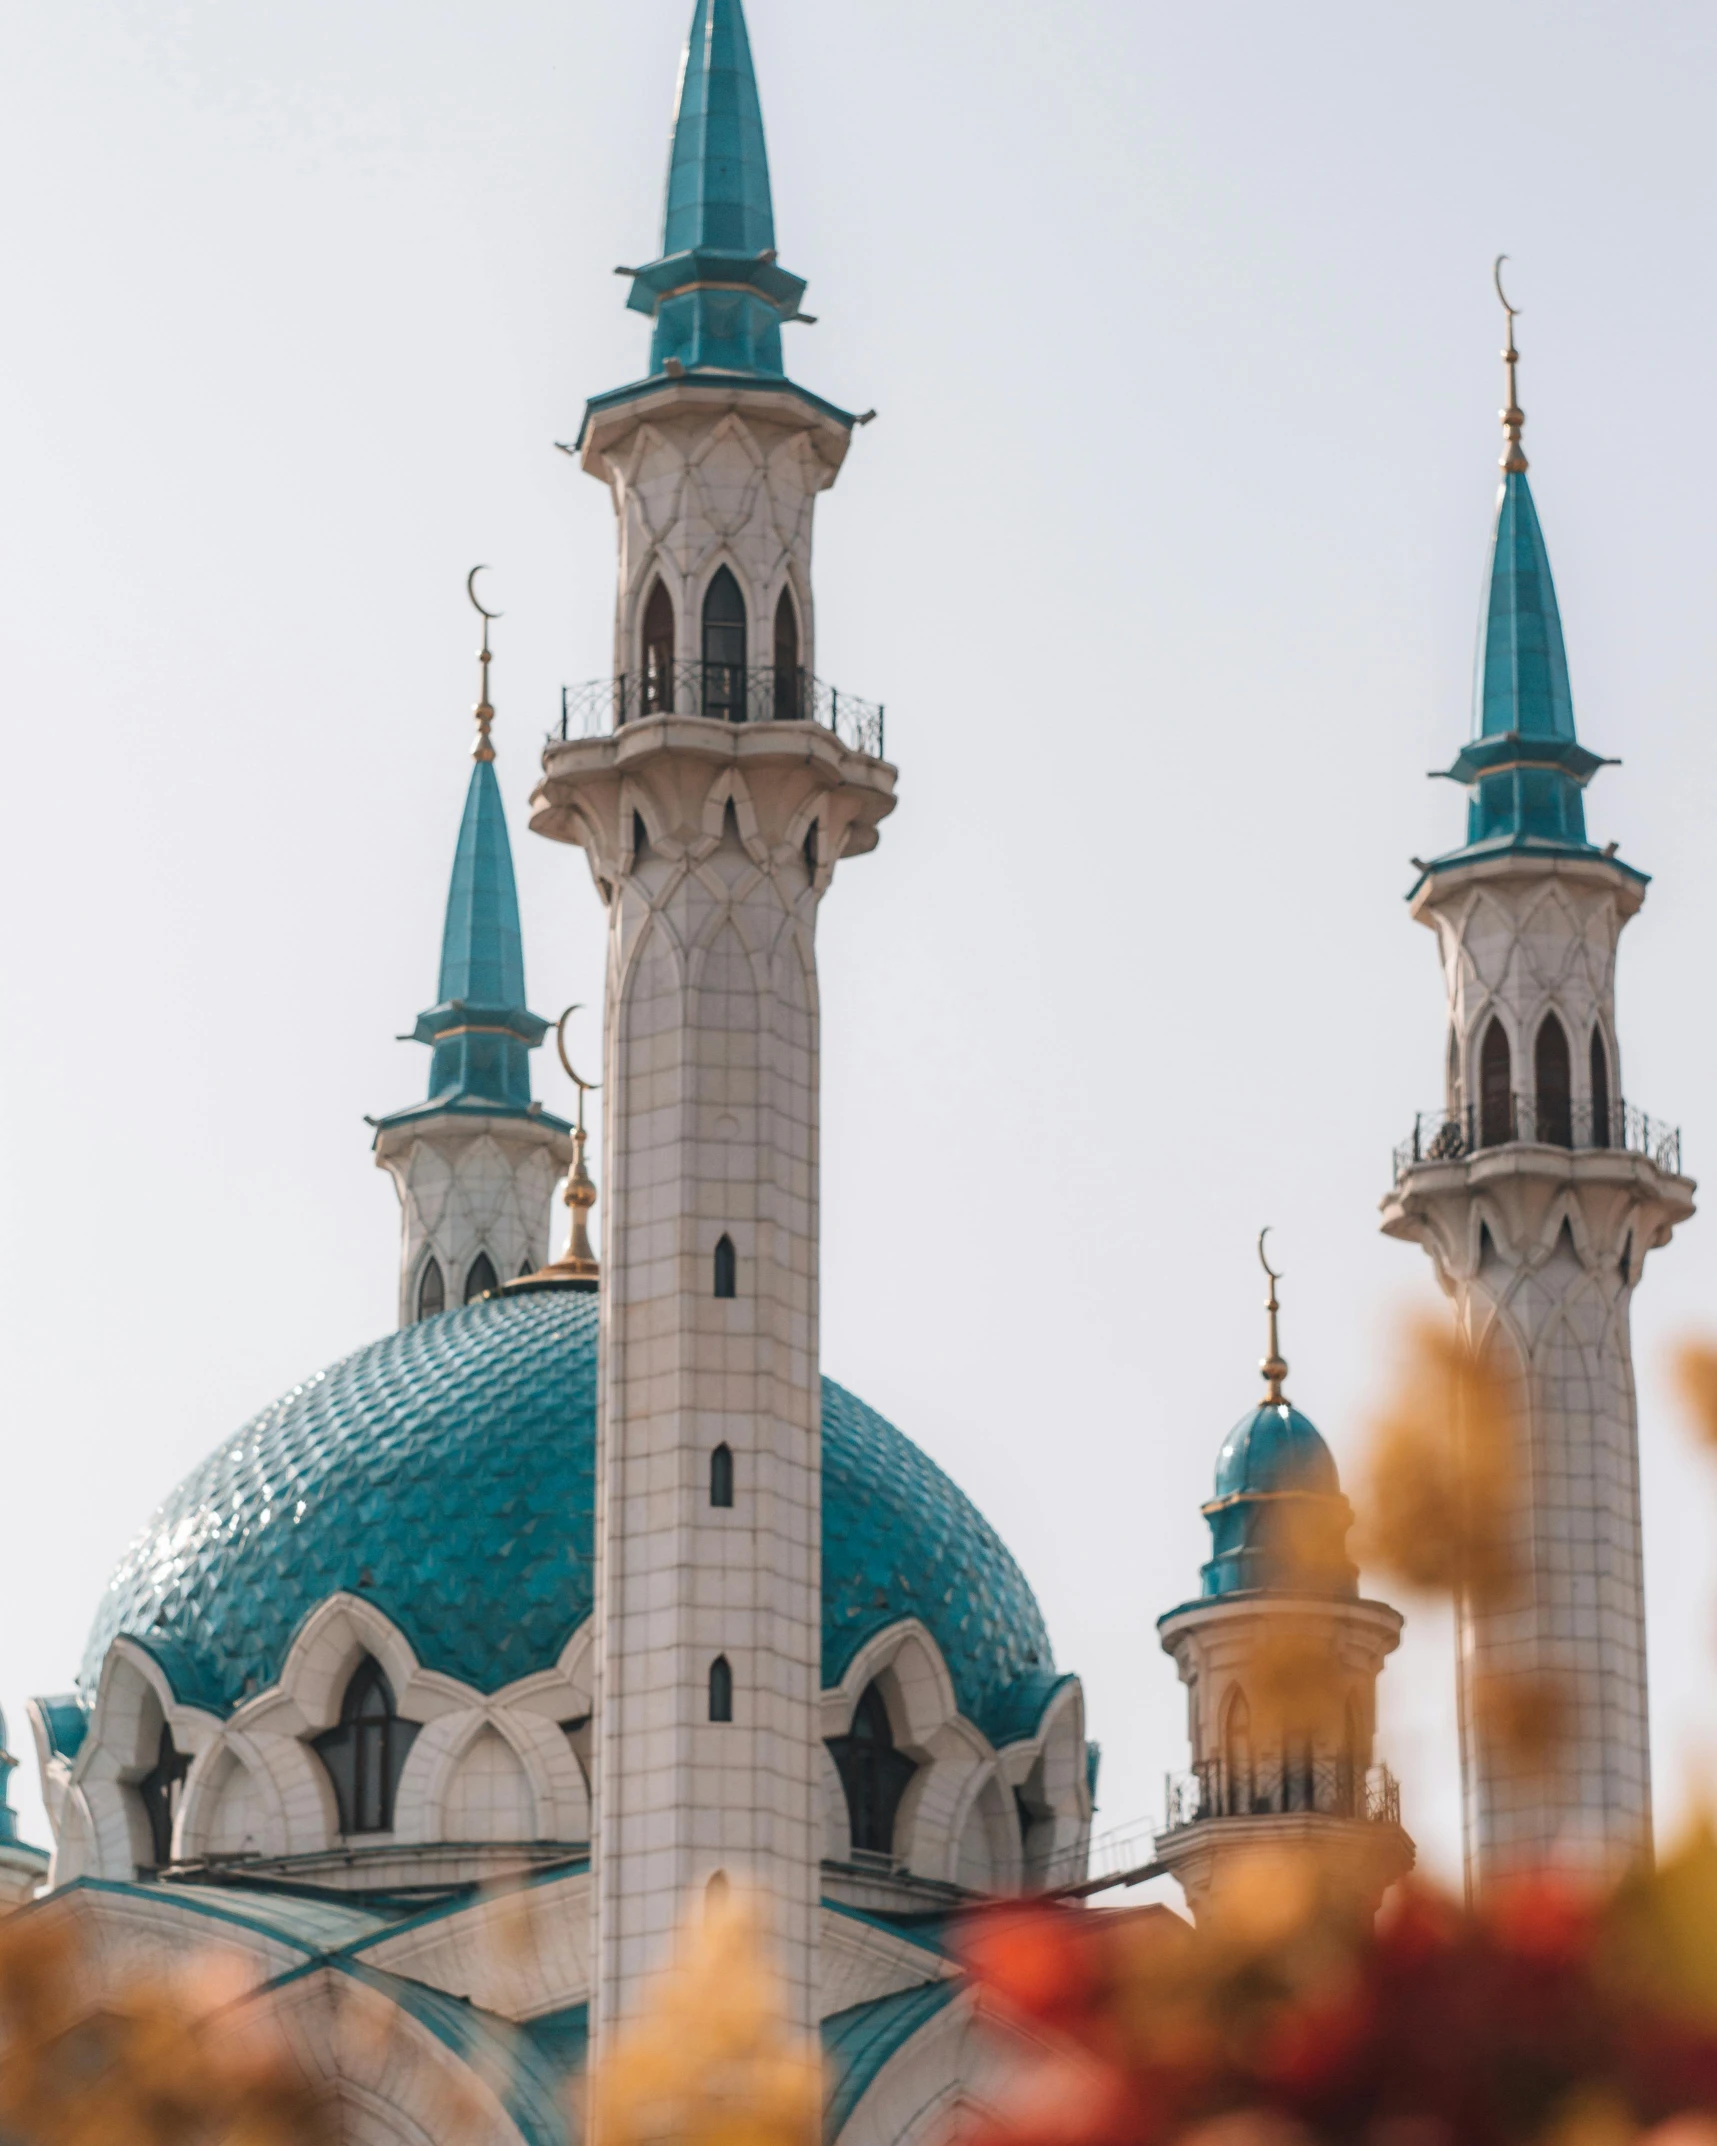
417,1256,446,1322
1535,1012,1572,1148
1479,1018,1513,1148
708,1656,733,1722
710,1443,735,1507
465,1251,499,1304
642,577,676,714
773,588,801,719
1589,1025,1612,1148
714,1234,737,1299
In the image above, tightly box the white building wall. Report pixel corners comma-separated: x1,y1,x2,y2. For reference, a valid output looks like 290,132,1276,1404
374,1114,572,1324
1382,851,1695,1884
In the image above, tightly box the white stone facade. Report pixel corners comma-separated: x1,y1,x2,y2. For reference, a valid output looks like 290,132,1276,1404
374,1112,573,1324
533,498,895,2039
1381,851,1695,1884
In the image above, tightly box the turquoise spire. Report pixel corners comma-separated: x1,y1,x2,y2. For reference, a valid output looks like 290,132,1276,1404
621,0,814,381
371,654,563,1135
1429,273,1616,865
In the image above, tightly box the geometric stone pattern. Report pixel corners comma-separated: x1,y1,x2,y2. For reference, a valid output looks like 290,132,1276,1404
374,1111,573,1327
1381,850,1696,1883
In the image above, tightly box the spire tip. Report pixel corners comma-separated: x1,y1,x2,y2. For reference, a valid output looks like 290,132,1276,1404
1257,1228,1289,1405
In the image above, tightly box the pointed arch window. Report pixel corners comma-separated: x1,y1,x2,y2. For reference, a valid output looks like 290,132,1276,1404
314,1656,418,1836
1535,1012,1572,1148
1479,1018,1513,1149
702,567,747,722
1284,1728,1316,1813
713,1234,737,1299
1340,1698,1365,1816
465,1251,499,1304
708,1656,734,1723
827,1682,917,1857
642,577,676,714
417,1256,446,1322
773,588,801,720
137,1722,189,1871
710,1443,735,1508
1590,1025,1613,1148
1222,1690,1253,1817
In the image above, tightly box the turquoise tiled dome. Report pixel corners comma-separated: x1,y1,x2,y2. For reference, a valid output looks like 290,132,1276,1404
80,1291,1058,1748
1213,1402,1340,1500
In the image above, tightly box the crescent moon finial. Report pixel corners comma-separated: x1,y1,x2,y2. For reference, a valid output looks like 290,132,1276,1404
1256,1228,1288,1405
466,565,502,623
555,1004,601,1135
1491,257,1529,474
465,567,501,761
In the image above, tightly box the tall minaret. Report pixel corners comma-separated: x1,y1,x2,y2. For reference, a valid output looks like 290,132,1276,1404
530,0,894,2047
373,589,574,1322
1381,270,1694,1887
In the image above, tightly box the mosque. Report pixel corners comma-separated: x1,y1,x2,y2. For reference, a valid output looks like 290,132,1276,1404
2,2,1692,2141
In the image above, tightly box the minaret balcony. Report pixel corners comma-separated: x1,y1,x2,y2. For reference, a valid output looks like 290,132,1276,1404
557,663,885,760
1163,1758,1401,1833
1393,1097,1682,1184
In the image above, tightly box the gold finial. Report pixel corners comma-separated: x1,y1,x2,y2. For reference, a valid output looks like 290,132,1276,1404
1258,1227,1289,1405
1494,256,1528,475
467,565,501,762
509,1005,602,1289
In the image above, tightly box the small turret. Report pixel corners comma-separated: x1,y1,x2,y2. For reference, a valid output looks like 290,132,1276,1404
372,580,573,1323
1154,1239,1412,1919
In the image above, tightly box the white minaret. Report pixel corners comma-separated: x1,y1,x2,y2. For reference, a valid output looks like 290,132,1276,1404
530,0,894,2045
372,587,574,1322
1380,278,1694,1887
1155,1244,1412,1918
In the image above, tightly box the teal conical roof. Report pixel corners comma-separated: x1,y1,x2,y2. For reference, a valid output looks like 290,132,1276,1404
371,754,564,1134
663,0,775,260
1424,321,1623,871
617,0,814,383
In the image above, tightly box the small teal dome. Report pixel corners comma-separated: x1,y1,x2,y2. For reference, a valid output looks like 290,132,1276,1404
1213,1402,1341,1501
80,1291,1061,1750
1202,1400,1355,1601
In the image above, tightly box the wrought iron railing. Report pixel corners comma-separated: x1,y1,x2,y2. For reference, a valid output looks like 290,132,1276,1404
555,662,885,759
1162,1759,1401,1831
1393,1096,1681,1182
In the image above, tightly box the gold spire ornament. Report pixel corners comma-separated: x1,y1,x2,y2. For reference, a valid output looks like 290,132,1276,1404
466,564,501,761
1258,1227,1289,1405
1494,255,1528,475
509,1005,602,1290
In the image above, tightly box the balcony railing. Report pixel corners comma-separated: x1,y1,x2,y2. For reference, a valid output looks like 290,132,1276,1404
555,661,885,760
1393,1096,1681,1183
1163,1759,1401,1831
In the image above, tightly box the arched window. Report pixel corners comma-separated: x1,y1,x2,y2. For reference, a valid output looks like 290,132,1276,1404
642,577,676,715
1340,1698,1365,1816
710,1443,735,1508
1590,1025,1612,1148
1284,1728,1316,1813
713,1234,737,1299
1479,1018,1513,1149
313,1656,418,1836
773,588,801,720
701,567,747,722
1222,1690,1252,1817
708,1656,734,1723
1446,1024,1461,1111
465,1251,498,1304
137,1722,188,1871
826,1682,917,1857
417,1256,446,1321
1535,1012,1572,1148
518,1257,534,1280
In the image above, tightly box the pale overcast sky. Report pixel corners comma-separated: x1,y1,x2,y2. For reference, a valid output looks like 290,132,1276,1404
5,0,1717,1885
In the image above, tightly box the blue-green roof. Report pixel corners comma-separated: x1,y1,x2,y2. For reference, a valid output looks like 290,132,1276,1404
823,1982,957,2140
1423,464,1621,872
597,0,829,404
76,1291,1060,1749
1195,1401,1357,1602
372,758,565,1136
